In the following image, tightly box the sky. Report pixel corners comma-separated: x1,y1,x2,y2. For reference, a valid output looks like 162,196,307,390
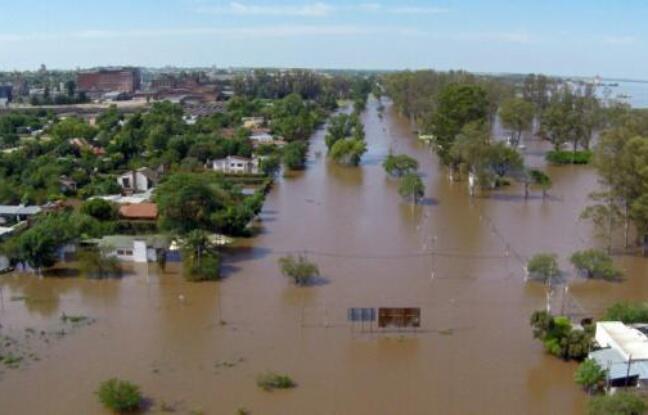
1,0,647,79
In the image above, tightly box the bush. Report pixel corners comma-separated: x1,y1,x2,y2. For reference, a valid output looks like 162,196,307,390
588,392,648,415
256,372,296,391
570,249,621,280
575,359,606,394
527,253,560,283
603,302,648,324
383,153,419,177
546,150,592,165
81,198,117,221
96,378,142,413
278,254,319,286
530,310,593,361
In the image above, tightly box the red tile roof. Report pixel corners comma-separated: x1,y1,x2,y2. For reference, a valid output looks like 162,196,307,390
119,203,158,220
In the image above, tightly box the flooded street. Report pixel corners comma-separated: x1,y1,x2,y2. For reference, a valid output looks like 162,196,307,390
1,96,647,414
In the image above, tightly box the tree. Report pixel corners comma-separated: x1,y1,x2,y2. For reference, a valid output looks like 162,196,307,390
574,359,606,394
527,253,560,283
382,153,419,177
96,378,142,413
181,230,221,281
80,198,117,221
398,173,424,203
156,173,223,233
432,84,489,162
499,97,534,147
282,141,308,170
529,169,552,199
529,310,593,361
581,191,624,254
587,392,647,415
259,155,281,176
278,254,320,286
483,142,523,178
77,247,122,279
603,302,648,324
329,138,367,166
570,249,621,280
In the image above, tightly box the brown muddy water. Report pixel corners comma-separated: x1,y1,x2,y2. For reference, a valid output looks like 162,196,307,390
1,97,647,415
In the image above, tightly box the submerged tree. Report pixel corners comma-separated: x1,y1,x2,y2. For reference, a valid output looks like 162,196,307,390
570,249,621,280
574,359,606,395
77,247,122,279
526,253,560,284
587,392,648,415
382,153,419,177
278,254,320,286
398,173,425,204
181,230,221,281
499,97,534,147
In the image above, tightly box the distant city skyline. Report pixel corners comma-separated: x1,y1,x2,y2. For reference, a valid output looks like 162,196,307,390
1,0,647,79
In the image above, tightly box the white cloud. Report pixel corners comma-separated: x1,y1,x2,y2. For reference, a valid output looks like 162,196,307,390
601,35,637,45
192,2,450,17
195,2,333,16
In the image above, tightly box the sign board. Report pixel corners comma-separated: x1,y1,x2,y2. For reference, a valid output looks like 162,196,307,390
378,307,421,328
347,307,376,322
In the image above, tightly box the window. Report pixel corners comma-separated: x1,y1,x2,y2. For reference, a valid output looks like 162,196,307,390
116,249,133,256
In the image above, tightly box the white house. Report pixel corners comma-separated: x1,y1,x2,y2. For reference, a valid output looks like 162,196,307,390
588,322,648,387
117,167,159,193
89,235,167,263
250,131,274,144
211,156,260,175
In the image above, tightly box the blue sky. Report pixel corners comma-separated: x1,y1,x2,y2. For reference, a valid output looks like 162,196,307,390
1,0,647,78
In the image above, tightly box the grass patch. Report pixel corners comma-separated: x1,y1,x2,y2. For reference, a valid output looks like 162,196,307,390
256,372,296,391
1,354,23,368
96,378,142,413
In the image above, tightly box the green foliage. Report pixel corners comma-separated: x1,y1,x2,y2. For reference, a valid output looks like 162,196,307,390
603,302,648,324
256,372,297,391
77,248,122,279
96,378,142,413
278,254,320,286
325,113,364,150
329,138,367,166
529,310,593,361
574,359,606,394
527,253,560,283
281,141,308,170
432,83,489,162
529,169,552,196
81,198,117,221
383,153,419,177
546,150,592,165
398,173,425,203
587,392,647,415
570,249,621,280
181,230,221,281
499,97,534,147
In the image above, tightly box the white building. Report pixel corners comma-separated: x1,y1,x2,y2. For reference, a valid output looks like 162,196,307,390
89,235,167,263
117,167,159,193
211,156,260,175
589,322,648,387
250,131,274,144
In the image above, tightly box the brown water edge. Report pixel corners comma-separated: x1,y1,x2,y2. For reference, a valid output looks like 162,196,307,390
0,96,647,415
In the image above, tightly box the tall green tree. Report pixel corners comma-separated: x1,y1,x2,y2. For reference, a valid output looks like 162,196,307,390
499,97,534,147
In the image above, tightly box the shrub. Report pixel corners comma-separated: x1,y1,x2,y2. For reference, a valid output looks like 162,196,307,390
575,359,606,394
546,150,592,165
570,249,621,280
603,302,648,324
530,310,593,361
588,392,648,415
96,378,142,413
256,372,296,391
278,254,319,286
527,253,560,283
398,173,425,203
383,153,419,177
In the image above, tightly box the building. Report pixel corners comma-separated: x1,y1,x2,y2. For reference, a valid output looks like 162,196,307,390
86,235,167,263
0,205,42,225
589,322,648,387
0,85,12,107
118,203,158,221
249,129,274,144
117,167,159,193
242,117,265,129
77,68,141,96
211,156,260,175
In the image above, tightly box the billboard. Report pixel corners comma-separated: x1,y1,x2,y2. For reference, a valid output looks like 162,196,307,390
378,307,421,328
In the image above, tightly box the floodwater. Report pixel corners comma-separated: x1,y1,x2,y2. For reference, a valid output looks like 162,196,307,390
1,96,648,415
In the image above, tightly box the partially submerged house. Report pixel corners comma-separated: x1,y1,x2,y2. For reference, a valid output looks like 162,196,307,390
589,322,648,387
84,235,168,263
117,167,159,193
211,155,260,175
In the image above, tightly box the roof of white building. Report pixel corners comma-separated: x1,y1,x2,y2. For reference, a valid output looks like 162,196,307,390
596,322,648,360
590,347,648,380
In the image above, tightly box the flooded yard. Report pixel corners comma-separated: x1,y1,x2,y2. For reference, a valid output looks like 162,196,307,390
0,96,647,414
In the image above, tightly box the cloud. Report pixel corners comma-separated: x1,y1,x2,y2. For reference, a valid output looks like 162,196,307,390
601,35,637,45
192,2,450,17
194,2,333,16
0,25,382,42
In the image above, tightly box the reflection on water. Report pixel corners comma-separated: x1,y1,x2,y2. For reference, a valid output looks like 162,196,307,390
0,96,647,414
